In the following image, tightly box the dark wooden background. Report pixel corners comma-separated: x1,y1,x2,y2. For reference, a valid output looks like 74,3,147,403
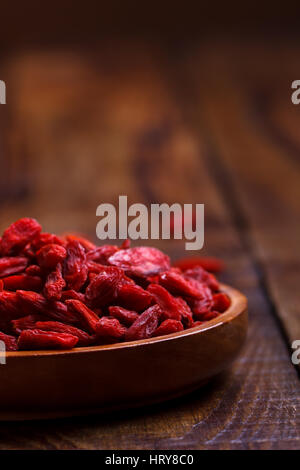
0,6,299,449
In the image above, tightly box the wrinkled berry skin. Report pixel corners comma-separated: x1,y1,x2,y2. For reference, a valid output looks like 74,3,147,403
108,247,170,277
37,244,67,270
18,329,78,350
85,267,123,307
125,305,161,342
0,218,41,256
63,240,88,291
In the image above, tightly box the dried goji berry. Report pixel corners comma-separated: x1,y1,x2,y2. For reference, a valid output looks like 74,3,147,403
32,232,65,251
0,256,28,277
147,284,182,321
61,289,86,303
108,247,170,277
109,306,139,326
65,299,100,333
25,265,42,276
34,321,93,346
37,243,67,270
0,331,18,351
212,293,230,312
125,304,161,341
16,290,78,324
159,270,204,299
21,243,36,259
117,284,152,312
3,274,42,292
0,218,41,256
198,311,220,321
63,240,88,291
87,245,118,263
153,319,183,337
173,257,225,273
175,296,194,328
18,329,78,350
65,233,96,252
85,266,123,307
44,263,66,301
0,291,22,320
11,314,43,334
184,266,219,292
95,317,126,340
189,296,213,320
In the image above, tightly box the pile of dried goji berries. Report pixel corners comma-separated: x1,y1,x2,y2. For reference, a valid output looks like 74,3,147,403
0,218,230,351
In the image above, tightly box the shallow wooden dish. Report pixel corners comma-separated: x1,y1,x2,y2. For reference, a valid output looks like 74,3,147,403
0,284,247,420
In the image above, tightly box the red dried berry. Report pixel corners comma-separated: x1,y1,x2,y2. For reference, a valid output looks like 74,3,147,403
37,243,67,270
25,265,42,276
34,321,93,347
212,293,230,313
85,266,123,307
109,306,139,326
125,304,161,341
159,270,204,299
184,266,219,292
108,247,170,277
87,245,118,263
21,243,36,259
0,280,3,291
86,261,107,274
61,289,86,303
0,291,22,320
190,299,212,320
63,240,88,291
44,263,66,301
153,319,184,337
0,331,18,351
32,232,65,251
18,329,78,350
3,274,42,292
65,234,96,252
199,311,220,321
95,317,126,340
173,257,225,273
147,284,182,321
117,284,152,312
0,218,41,256
66,299,100,333
16,290,78,324
175,297,194,328
11,314,43,334
0,256,28,277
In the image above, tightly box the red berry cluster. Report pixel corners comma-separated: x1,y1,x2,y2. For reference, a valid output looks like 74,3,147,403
0,218,230,351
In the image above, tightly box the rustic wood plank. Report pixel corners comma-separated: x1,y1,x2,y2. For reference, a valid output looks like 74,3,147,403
170,39,300,351
0,43,299,449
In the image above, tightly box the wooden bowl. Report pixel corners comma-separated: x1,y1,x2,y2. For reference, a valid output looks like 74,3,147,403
0,284,247,420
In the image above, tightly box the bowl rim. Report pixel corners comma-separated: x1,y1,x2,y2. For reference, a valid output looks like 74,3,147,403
5,283,247,358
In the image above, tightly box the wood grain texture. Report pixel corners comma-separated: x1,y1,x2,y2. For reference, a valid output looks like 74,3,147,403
170,39,300,348
0,39,299,449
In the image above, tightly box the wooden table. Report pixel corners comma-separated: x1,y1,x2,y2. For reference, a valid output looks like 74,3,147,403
0,37,299,450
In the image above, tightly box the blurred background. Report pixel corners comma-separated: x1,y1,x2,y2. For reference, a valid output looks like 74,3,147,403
0,1,299,264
